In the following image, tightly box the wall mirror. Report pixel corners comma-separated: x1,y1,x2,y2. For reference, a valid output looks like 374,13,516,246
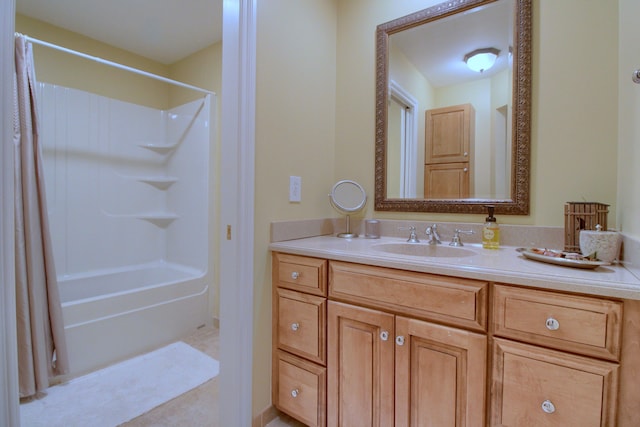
374,0,531,214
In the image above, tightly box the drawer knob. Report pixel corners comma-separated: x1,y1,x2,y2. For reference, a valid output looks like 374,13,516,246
545,317,560,331
291,322,300,331
380,331,389,341
291,389,300,398
541,400,556,414
395,335,405,346
291,271,300,280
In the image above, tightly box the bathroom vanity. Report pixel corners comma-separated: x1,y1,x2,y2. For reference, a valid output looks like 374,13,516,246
270,236,640,427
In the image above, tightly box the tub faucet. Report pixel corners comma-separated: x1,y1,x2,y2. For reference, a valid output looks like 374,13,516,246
425,224,441,245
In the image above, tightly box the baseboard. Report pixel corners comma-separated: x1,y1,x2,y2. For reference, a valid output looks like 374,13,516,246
252,405,279,427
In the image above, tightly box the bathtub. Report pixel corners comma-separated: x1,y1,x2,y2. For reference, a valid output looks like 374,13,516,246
57,261,209,377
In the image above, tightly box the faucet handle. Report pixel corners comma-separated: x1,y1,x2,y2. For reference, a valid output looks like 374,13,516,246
400,226,420,243
449,229,474,247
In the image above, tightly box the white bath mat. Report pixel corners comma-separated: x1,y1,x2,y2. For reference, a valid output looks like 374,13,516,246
20,341,219,427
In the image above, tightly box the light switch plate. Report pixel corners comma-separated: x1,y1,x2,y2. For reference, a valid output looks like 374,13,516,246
289,176,301,202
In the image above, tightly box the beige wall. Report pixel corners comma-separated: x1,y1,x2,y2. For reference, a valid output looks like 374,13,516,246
169,43,221,107
388,41,432,196
253,0,623,417
16,15,172,109
532,0,618,226
334,0,619,226
618,0,640,239
254,0,338,414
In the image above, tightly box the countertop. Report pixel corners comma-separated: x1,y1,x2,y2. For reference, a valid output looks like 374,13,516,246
270,235,640,300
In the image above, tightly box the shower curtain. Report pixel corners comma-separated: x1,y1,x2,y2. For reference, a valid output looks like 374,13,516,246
13,34,68,398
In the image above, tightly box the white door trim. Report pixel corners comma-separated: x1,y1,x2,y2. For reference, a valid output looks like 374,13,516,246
389,79,418,198
220,0,256,425
1,1,20,426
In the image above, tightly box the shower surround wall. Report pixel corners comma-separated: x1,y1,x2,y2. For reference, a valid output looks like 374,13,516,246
38,82,212,376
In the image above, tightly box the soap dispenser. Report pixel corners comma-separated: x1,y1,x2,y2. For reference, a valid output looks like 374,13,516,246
482,205,500,249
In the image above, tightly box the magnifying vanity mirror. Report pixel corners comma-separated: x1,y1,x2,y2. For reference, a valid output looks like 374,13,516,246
374,0,531,214
329,180,367,238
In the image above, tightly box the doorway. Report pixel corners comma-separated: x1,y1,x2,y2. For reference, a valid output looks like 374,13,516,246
0,1,256,426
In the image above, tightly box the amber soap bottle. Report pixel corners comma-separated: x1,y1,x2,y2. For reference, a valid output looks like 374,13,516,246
482,205,500,249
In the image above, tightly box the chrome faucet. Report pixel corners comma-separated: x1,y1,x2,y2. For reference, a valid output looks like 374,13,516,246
425,224,441,245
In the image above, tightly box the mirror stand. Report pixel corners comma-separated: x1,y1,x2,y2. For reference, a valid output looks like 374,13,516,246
329,180,367,238
338,215,357,239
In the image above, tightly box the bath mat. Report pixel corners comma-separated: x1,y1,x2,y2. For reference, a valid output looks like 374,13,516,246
20,341,219,427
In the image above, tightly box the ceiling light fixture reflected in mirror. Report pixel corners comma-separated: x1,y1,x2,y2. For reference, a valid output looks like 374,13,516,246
464,47,500,73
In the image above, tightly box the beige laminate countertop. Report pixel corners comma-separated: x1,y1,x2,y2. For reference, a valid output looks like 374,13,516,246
270,235,640,300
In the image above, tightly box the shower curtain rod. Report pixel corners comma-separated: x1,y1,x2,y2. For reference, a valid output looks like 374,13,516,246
18,34,215,96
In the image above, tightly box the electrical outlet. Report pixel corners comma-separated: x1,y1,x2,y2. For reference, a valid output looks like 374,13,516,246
289,176,301,202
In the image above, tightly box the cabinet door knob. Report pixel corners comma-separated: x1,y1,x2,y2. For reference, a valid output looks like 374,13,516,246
291,322,300,331
291,271,300,280
463,167,468,172
291,389,300,398
380,331,389,341
395,335,405,346
545,317,560,331
541,400,556,414
464,151,468,157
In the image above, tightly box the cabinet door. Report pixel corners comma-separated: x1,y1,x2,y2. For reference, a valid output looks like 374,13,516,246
327,301,395,427
491,338,619,427
424,162,470,198
395,316,487,427
425,103,474,164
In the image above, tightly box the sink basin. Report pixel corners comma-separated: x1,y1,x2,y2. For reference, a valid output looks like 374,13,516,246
372,242,477,258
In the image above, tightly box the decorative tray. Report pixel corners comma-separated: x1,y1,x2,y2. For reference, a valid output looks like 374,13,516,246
517,248,610,269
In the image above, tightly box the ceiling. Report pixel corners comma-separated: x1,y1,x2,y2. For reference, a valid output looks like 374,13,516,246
390,0,513,88
16,0,511,84
16,0,223,64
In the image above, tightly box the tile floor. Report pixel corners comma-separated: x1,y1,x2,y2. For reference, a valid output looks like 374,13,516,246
120,325,302,427
120,325,220,426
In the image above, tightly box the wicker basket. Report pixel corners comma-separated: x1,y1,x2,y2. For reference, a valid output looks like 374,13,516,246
564,202,609,252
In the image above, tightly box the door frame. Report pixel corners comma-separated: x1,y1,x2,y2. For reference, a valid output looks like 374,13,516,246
389,79,418,198
219,0,256,425
1,0,19,425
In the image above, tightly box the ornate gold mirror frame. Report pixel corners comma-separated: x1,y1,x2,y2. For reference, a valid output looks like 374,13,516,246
374,0,531,214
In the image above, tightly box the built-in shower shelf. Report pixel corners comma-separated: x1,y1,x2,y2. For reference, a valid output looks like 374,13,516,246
136,213,178,227
136,176,179,190
138,143,178,154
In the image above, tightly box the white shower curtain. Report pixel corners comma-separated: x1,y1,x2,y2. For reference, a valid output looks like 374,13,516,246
13,34,69,398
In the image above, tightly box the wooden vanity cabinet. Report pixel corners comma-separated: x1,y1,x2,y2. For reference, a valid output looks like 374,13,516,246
328,262,488,427
271,252,640,426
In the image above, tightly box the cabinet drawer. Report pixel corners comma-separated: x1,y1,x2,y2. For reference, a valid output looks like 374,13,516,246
493,285,622,360
275,253,327,296
329,261,488,331
276,350,326,427
491,338,618,427
277,288,326,364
